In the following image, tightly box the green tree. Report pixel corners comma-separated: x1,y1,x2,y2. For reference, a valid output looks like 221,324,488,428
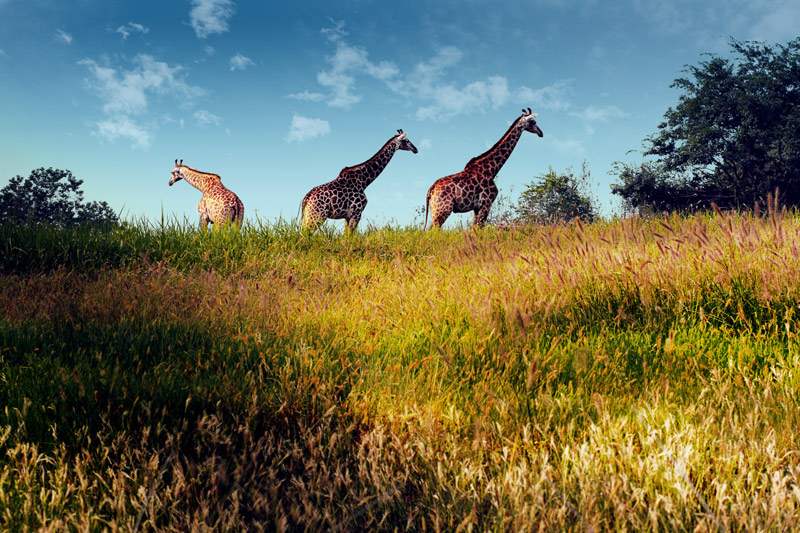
610,161,696,215
516,162,597,223
613,38,800,211
0,168,117,226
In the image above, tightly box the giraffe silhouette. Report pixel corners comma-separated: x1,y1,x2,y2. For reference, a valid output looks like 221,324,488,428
301,130,418,232
424,109,543,229
169,159,244,228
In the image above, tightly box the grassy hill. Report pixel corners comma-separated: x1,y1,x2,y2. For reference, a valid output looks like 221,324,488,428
2,211,799,530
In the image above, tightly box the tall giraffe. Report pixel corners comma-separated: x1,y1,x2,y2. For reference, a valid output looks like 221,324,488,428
424,109,543,229
301,130,418,231
169,159,244,228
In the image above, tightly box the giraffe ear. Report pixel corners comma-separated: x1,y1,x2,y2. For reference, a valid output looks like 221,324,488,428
532,113,537,118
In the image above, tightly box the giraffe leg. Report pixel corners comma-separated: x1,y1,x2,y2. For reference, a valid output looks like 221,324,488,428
431,211,450,228
473,187,497,227
301,198,327,232
345,212,361,232
429,194,453,229
473,204,492,227
302,215,323,232
198,199,212,229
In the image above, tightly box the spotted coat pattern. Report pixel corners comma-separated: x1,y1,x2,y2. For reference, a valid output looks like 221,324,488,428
424,110,543,229
169,160,244,228
301,131,418,231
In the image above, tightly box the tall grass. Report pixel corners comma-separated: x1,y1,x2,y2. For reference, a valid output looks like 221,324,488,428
2,209,800,530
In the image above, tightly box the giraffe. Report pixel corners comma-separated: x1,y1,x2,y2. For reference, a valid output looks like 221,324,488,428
169,159,244,228
424,109,543,229
301,129,418,231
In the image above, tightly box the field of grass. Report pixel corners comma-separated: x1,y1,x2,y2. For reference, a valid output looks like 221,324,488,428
2,208,800,530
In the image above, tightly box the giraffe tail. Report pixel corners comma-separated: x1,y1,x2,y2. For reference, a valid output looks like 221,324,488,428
423,185,433,230
233,197,244,226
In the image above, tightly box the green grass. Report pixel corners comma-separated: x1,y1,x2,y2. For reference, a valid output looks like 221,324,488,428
2,212,800,530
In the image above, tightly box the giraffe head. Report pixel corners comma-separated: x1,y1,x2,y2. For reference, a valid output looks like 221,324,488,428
519,108,544,137
169,159,185,186
394,129,419,154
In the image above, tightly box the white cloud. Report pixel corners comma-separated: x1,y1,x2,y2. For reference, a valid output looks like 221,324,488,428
80,54,205,115
291,23,570,122
517,80,573,112
80,54,207,149
194,109,221,127
190,0,235,39
313,20,400,109
229,53,254,71
414,76,510,122
55,29,72,44
94,115,151,149
116,22,148,40
286,114,330,143
569,104,629,134
204,45,216,56
286,90,326,102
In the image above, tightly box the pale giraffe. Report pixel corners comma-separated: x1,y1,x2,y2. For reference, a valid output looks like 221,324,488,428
424,109,543,229
301,130,418,231
169,159,244,228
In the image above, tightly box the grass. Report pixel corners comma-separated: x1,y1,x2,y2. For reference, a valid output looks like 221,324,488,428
1,209,800,530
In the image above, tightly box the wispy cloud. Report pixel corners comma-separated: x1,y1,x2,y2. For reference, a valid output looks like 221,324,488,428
517,80,573,112
286,114,330,143
291,22,574,122
193,109,221,127
80,54,206,149
546,135,586,155
229,53,254,71
569,104,629,134
94,115,151,149
116,22,149,40
413,75,510,122
314,20,399,108
0,49,6,57
55,29,72,44
748,0,800,41
189,0,236,39
286,90,326,102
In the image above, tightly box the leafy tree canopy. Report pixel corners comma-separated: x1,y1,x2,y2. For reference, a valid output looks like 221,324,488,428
0,167,117,226
516,162,597,223
613,37,800,212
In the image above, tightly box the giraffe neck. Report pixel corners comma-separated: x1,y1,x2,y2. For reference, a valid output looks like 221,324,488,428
340,138,398,190
465,118,525,180
180,166,222,193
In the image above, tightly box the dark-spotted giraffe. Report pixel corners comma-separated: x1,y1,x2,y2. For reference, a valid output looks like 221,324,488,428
301,130,418,231
424,109,543,229
169,159,244,228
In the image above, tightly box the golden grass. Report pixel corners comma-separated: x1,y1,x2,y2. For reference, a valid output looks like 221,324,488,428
2,209,800,529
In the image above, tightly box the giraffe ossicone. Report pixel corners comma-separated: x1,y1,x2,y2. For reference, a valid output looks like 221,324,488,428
424,109,543,229
169,159,244,228
301,129,418,232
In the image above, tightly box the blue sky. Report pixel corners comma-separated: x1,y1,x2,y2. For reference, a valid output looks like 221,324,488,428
1,0,799,227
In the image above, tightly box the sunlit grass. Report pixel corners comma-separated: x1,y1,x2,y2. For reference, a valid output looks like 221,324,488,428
2,208,800,530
